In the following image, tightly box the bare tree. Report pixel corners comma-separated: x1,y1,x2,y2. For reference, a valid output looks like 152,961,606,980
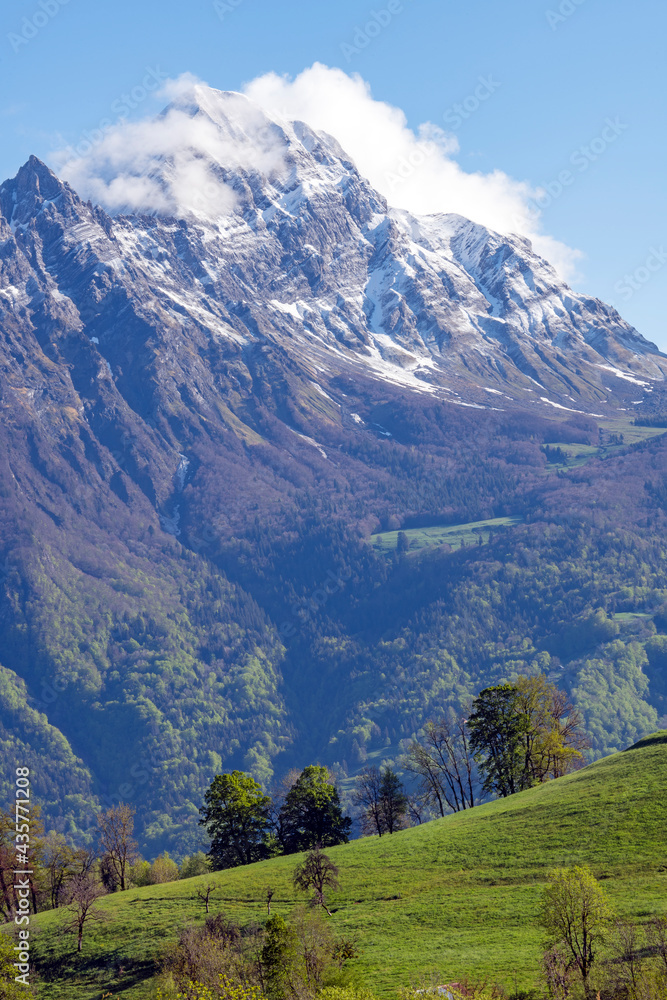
292,846,340,917
97,804,138,892
648,915,667,976
266,885,274,915
42,832,76,909
403,714,477,816
542,945,576,1000
352,766,384,836
196,883,216,914
63,874,107,952
611,919,644,999
406,791,430,826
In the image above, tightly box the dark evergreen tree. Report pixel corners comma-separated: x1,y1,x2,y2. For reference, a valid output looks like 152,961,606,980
468,685,529,797
379,767,408,833
278,766,351,854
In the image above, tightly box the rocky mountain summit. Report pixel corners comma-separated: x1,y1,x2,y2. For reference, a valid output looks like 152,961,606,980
1,86,665,444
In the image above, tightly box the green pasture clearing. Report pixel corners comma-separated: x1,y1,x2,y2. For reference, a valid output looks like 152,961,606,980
23,733,667,1000
598,420,667,445
543,421,667,469
370,516,525,555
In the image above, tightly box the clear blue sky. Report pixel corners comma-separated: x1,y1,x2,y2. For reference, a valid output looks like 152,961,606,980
1,0,665,349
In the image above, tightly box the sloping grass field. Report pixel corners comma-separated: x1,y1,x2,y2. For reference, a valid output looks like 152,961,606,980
25,733,667,1000
370,517,524,555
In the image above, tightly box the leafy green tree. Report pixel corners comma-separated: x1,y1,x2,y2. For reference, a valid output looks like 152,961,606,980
468,685,529,797
149,852,180,884
129,859,152,887
180,851,211,879
469,679,589,798
199,771,272,870
278,766,351,854
539,866,613,995
514,675,589,782
261,914,298,1000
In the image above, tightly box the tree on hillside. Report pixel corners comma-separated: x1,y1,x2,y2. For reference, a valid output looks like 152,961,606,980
468,685,529,798
195,883,216,914
269,768,302,854
468,678,589,798
539,866,613,996
514,675,589,782
97,804,138,892
179,851,211,879
41,831,94,909
278,766,351,854
149,852,180,884
199,771,272,870
1,804,43,918
378,768,408,834
353,766,383,836
63,873,107,952
293,846,340,916
403,714,477,815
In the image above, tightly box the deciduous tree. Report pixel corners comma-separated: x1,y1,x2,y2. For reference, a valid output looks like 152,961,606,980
514,675,589,783
149,852,179,884
539,866,613,995
469,678,589,798
468,685,528,798
404,714,477,815
292,846,340,916
352,766,383,836
199,771,272,870
0,933,30,998
63,874,107,952
97,804,138,892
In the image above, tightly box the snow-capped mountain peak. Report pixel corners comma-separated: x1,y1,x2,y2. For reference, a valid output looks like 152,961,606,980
1,86,665,420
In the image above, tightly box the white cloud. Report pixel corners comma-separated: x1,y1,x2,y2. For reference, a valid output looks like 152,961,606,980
54,74,286,220
244,63,581,277
52,65,580,276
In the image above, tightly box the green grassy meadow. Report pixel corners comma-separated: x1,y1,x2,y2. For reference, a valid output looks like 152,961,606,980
24,733,667,1000
370,517,525,555
543,421,667,469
